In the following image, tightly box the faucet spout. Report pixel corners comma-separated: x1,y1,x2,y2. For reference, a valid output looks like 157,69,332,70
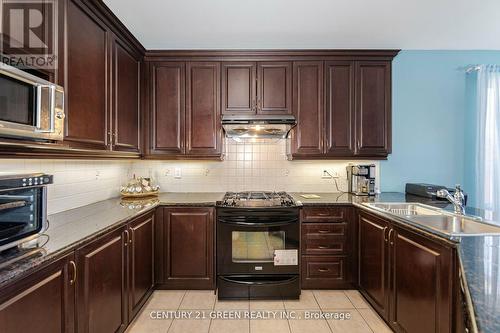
436,185,465,215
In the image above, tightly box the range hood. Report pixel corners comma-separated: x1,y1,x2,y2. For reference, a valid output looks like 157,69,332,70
222,115,296,139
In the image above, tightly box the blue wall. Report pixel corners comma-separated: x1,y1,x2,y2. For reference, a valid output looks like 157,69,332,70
381,51,500,202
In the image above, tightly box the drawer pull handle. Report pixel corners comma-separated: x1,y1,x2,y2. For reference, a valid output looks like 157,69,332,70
318,230,331,234
318,268,330,272
318,245,330,249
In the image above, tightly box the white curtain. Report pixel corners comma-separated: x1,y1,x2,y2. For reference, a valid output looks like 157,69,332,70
475,65,500,213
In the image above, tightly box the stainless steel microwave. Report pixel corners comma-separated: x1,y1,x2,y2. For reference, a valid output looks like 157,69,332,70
0,63,64,141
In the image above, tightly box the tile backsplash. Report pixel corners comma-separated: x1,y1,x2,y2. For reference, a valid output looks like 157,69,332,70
0,159,133,214
0,139,379,214
132,139,380,194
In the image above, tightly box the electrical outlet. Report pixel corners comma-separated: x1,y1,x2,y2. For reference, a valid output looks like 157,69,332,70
174,168,182,179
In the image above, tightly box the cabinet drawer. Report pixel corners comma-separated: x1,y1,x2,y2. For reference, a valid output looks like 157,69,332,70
301,256,351,289
302,223,347,236
301,207,349,222
302,236,346,255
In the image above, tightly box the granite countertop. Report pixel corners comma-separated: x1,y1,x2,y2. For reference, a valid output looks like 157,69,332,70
0,192,224,288
0,191,498,332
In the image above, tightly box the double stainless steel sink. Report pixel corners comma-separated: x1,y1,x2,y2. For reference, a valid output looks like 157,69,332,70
363,202,500,237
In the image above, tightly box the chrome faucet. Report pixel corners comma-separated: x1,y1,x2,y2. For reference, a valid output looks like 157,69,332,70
436,185,466,215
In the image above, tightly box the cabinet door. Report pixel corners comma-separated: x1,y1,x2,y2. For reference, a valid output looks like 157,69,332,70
358,212,390,320
162,207,214,289
186,62,221,156
291,61,324,156
222,62,256,114
390,226,453,333
355,61,391,156
325,61,355,156
65,0,109,150
0,254,75,333
149,62,185,155
257,62,292,114
76,226,127,333
112,36,141,153
128,213,155,319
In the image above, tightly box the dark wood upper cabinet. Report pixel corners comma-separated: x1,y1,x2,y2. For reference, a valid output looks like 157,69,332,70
148,62,185,155
389,226,453,333
186,62,222,156
63,0,143,155
291,61,324,156
221,61,291,116
76,226,128,333
159,207,215,289
358,212,390,321
65,0,109,150
128,213,155,319
222,62,257,114
112,36,141,153
0,253,76,333
325,61,355,156
257,62,292,114
355,61,391,156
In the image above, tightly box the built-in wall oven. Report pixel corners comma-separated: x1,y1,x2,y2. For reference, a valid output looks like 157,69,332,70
217,192,300,300
0,173,52,253
0,63,64,141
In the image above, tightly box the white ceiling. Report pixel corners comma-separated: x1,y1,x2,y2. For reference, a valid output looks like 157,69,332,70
104,0,500,50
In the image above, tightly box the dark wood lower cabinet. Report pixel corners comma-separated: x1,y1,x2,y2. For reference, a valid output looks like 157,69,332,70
389,225,453,333
0,205,461,333
358,211,391,320
76,226,128,333
0,253,76,333
301,206,355,289
128,213,155,319
157,207,215,289
358,211,455,333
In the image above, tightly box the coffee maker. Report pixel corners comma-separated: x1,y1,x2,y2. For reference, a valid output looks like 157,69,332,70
347,164,376,196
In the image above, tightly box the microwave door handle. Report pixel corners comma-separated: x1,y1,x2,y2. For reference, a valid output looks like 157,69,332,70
35,85,43,130
35,85,55,133
49,85,55,132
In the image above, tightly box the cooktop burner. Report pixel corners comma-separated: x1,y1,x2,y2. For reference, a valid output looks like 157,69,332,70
219,191,297,207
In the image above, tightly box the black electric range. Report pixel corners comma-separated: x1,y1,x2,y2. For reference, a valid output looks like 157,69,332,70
216,191,300,300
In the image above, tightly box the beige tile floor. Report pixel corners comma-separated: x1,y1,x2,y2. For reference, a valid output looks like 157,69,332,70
126,290,392,333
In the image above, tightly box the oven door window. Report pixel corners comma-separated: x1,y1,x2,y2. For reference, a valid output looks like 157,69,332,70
232,231,285,263
0,188,43,246
0,75,36,126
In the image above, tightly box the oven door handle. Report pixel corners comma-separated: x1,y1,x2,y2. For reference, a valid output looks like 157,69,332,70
219,275,299,286
218,218,298,227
